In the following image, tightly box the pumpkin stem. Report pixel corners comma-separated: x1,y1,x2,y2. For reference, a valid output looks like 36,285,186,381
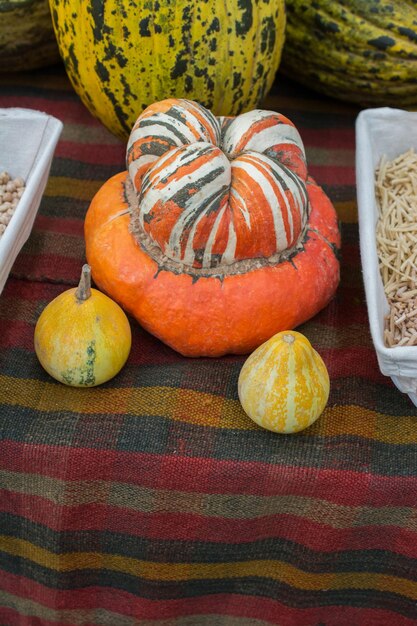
76,264,92,301
283,334,295,344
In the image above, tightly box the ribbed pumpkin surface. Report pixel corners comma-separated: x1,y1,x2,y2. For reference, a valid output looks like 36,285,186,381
48,0,286,138
127,99,308,270
0,0,60,71
282,0,417,105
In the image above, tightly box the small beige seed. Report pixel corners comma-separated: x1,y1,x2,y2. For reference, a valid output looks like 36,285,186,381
0,171,25,238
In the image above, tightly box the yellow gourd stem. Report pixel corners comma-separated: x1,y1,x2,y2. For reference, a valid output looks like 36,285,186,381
75,264,92,302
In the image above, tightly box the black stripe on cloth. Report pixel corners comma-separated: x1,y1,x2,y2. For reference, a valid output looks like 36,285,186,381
1,513,417,574
37,197,90,219
1,402,417,474
0,554,416,619
1,346,412,415
50,159,125,180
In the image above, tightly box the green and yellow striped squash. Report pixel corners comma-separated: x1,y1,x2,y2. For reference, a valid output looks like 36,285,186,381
0,0,60,71
48,0,286,139
282,0,417,105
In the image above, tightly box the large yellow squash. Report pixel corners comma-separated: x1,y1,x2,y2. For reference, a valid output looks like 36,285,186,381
48,0,286,139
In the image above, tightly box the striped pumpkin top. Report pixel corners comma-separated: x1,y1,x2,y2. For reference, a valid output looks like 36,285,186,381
126,99,309,270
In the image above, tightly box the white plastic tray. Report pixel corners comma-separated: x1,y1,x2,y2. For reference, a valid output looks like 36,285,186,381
356,107,417,407
0,108,63,294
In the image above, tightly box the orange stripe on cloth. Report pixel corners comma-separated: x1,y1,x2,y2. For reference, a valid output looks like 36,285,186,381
0,374,416,441
45,177,104,201
1,535,417,600
334,200,357,223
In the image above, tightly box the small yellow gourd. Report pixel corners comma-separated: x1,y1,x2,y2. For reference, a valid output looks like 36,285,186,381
238,330,329,434
34,264,131,387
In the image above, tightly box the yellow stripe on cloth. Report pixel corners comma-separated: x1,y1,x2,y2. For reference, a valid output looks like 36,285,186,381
0,376,251,429
1,535,416,599
1,375,416,440
334,200,357,223
45,177,104,201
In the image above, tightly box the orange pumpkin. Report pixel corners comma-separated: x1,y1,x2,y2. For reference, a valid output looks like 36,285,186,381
85,98,340,357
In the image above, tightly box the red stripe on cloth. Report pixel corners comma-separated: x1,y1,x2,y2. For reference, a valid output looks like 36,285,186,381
0,607,85,626
11,254,80,282
0,328,383,383
317,304,372,328
302,128,355,150
0,318,176,365
0,96,100,126
308,165,355,186
340,244,361,268
0,280,64,302
0,320,36,351
1,441,417,505
3,490,417,559
321,347,387,383
55,141,125,165
0,577,414,626
34,215,85,237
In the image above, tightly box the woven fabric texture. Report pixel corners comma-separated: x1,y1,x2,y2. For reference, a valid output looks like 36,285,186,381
0,64,417,626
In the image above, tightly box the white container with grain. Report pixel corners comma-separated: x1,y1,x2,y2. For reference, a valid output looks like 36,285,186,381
356,107,417,407
0,108,62,295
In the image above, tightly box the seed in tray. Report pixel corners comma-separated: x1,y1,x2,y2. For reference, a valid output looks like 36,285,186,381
0,171,25,238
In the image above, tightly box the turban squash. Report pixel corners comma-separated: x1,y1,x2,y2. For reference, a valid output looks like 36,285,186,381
85,98,340,357
48,0,286,139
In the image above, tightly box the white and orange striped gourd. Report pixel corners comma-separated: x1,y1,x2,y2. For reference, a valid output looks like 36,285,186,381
126,98,308,270
238,331,329,433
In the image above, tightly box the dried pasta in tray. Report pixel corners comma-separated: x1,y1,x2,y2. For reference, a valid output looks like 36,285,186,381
375,149,417,347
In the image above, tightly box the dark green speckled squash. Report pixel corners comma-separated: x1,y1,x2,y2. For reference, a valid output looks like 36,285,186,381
282,0,417,105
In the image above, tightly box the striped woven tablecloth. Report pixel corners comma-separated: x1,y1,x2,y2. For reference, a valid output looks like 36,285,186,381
1,64,417,626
